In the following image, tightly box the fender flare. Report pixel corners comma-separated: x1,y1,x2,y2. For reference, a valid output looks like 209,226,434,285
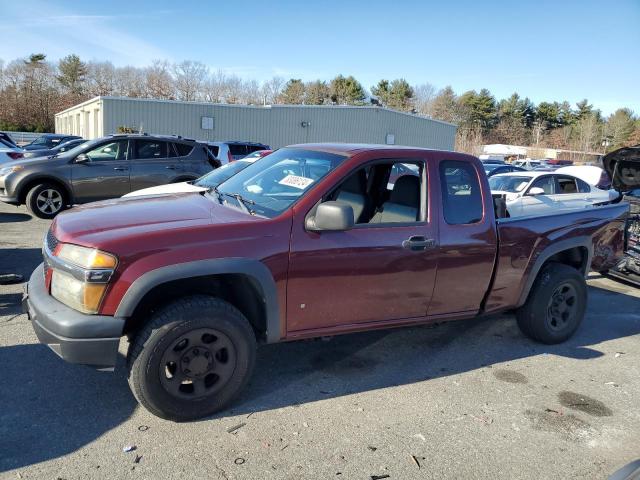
114,258,281,343
516,236,593,307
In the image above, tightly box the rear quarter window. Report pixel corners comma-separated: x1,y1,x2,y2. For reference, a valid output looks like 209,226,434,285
440,160,483,225
577,178,591,193
228,144,248,157
174,143,194,156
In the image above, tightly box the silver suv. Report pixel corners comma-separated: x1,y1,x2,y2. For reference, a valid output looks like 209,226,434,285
0,134,219,218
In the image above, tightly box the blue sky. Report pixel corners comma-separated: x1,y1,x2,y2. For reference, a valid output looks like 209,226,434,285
1,0,638,115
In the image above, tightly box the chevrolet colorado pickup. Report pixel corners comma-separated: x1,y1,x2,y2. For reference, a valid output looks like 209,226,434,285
23,144,631,421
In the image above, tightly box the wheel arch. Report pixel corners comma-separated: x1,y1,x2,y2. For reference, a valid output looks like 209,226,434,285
116,258,280,344
517,237,592,307
18,175,73,204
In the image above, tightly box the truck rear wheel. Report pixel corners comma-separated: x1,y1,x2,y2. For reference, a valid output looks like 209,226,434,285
127,295,256,421
516,262,587,344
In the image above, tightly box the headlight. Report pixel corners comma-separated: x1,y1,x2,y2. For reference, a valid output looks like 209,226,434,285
51,270,108,314
57,244,117,269
0,165,24,176
49,243,117,313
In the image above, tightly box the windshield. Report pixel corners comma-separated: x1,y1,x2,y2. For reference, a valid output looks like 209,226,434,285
216,148,347,218
51,137,105,158
30,136,51,146
484,165,501,175
489,175,532,193
194,161,253,188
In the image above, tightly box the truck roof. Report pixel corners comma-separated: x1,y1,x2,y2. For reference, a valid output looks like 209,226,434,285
286,143,459,156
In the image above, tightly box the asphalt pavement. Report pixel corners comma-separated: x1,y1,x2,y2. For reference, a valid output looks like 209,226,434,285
1,202,639,480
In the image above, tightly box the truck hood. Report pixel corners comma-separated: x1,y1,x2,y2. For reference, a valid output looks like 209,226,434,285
603,144,640,192
53,192,255,246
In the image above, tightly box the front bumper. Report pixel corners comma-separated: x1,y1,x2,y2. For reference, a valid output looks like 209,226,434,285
24,263,125,369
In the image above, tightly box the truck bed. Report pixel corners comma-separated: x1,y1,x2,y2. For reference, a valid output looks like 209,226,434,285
484,203,629,314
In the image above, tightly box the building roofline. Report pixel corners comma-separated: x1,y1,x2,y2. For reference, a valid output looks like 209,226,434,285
55,96,457,128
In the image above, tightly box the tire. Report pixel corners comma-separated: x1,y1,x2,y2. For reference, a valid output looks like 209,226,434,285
25,183,67,219
127,295,256,421
516,262,587,344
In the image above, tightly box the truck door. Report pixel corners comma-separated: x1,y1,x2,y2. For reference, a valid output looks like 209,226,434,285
286,158,438,333
427,159,498,316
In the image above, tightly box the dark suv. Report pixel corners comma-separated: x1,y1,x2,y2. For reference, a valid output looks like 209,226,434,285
0,134,219,218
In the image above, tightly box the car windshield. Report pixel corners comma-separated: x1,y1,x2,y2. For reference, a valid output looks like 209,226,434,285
194,161,253,188
52,138,105,158
216,148,347,218
489,175,532,193
29,136,51,146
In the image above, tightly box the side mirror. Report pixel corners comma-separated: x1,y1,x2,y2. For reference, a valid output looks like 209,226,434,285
306,201,354,232
528,187,545,196
75,153,89,163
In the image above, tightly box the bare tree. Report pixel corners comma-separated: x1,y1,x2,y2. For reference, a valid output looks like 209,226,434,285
202,69,227,103
86,61,117,97
144,60,174,99
173,60,207,101
261,76,285,104
114,66,146,98
412,83,436,115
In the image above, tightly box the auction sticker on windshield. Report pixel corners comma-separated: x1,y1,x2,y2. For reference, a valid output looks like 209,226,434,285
279,175,314,189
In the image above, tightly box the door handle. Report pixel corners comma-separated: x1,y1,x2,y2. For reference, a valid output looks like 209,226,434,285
402,236,436,251
166,165,179,170
113,167,128,171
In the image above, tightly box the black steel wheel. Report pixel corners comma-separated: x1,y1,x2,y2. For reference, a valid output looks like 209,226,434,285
516,262,587,344
127,295,256,421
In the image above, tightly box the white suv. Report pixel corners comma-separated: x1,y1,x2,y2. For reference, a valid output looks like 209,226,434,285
201,141,270,164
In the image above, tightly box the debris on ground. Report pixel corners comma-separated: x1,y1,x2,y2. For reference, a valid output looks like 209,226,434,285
281,444,289,451
545,408,561,414
122,445,136,453
137,425,149,432
410,454,421,469
134,455,142,464
367,446,377,452
234,457,246,465
605,381,620,387
303,422,309,427
412,433,426,442
226,422,246,434
615,352,625,358
371,475,390,480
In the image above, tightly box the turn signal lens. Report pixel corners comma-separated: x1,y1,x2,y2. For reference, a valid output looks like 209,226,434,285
51,270,108,314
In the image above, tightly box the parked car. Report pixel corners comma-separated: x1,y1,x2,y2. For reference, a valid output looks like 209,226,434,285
22,138,88,159
479,154,506,163
22,134,82,151
0,132,19,148
124,157,259,198
513,159,550,170
23,144,629,420
0,134,218,218
556,165,612,190
202,141,271,164
241,149,273,161
489,171,613,217
483,164,527,177
0,145,25,163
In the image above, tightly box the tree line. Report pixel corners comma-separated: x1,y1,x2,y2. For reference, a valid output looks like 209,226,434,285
0,53,638,155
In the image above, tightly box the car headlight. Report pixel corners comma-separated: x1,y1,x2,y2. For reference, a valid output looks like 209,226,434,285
0,165,24,177
57,244,117,269
50,244,117,314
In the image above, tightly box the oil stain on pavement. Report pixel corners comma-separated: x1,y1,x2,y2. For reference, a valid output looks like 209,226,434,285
558,391,613,417
493,369,528,384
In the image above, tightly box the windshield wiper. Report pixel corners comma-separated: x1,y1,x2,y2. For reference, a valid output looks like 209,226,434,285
224,191,256,215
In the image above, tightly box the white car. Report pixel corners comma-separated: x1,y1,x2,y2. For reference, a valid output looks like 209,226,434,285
489,171,612,217
124,158,256,198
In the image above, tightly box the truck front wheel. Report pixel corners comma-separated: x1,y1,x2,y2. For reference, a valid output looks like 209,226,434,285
126,295,256,421
516,262,587,344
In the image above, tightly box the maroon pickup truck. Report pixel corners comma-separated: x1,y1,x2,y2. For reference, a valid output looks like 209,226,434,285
23,144,630,421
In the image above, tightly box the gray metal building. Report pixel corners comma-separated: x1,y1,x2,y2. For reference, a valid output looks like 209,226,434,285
55,96,457,150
